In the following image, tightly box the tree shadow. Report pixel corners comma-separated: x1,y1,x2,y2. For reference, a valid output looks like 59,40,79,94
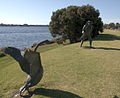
93,34,120,41
33,88,83,98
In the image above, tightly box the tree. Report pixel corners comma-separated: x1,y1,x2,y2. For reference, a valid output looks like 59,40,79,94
116,23,120,29
109,23,116,29
103,24,109,29
49,5,103,43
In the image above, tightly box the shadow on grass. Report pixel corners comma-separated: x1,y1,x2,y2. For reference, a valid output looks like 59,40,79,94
83,46,120,51
92,47,120,51
33,88,82,98
93,34,120,41
113,95,119,98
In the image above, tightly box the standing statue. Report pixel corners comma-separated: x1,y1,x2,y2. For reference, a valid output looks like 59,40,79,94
80,21,93,48
0,44,43,97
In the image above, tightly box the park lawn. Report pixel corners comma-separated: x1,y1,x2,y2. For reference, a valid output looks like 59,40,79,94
0,30,120,98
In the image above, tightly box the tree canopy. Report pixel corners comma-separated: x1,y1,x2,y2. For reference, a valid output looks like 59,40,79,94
49,5,103,43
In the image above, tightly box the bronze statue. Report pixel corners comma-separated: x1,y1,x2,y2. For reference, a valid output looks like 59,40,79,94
0,44,43,97
80,21,93,48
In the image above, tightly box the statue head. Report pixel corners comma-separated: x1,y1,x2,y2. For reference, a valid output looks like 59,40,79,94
87,20,91,24
0,47,21,56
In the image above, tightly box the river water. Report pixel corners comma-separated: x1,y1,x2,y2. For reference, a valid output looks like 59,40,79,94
0,26,52,49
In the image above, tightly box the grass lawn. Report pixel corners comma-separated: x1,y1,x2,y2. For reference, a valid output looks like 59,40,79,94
0,30,120,98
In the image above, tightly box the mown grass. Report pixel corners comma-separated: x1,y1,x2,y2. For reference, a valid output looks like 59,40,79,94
0,30,120,98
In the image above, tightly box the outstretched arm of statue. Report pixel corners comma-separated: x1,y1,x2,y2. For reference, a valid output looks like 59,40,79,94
82,24,86,32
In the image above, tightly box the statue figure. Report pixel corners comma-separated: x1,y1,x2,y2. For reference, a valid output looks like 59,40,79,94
0,44,43,97
80,21,93,48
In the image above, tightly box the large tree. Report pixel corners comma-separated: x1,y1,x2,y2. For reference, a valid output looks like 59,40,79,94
49,5,103,43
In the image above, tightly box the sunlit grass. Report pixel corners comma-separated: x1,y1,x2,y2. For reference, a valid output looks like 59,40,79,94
0,29,120,98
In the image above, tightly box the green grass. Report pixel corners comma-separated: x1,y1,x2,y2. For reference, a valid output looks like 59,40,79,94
0,30,120,98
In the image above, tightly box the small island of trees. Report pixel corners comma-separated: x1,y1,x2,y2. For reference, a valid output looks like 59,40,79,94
104,23,120,30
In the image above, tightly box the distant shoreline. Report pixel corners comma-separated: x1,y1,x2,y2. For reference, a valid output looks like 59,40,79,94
0,24,48,27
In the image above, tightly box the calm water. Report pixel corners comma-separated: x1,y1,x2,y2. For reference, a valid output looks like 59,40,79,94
0,26,52,49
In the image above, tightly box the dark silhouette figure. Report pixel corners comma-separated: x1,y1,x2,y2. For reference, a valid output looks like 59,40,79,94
1,44,43,97
80,21,93,48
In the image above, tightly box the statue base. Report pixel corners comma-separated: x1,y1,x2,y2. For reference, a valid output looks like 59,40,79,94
10,90,33,98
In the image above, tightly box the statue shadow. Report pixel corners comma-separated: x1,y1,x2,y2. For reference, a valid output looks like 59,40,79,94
93,34,120,41
92,47,120,51
83,46,120,51
81,33,120,51
33,88,83,98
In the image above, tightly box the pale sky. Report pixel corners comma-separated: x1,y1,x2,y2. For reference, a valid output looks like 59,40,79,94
0,0,120,25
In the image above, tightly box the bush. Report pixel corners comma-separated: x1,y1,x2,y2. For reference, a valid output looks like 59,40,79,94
49,4,103,43
0,53,6,58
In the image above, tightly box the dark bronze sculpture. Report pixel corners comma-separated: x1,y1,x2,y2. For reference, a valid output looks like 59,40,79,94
1,44,43,97
80,21,93,48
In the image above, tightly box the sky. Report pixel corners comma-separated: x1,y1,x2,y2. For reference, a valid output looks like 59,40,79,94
0,0,120,25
